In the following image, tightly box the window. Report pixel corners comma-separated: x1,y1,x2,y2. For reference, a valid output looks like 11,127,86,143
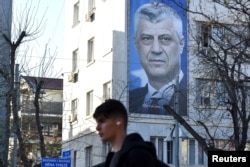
181,139,188,165
216,81,228,106
72,49,79,72
88,0,95,12
200,24,225,48
196,79,229,107
201,24,210,47
87,38,94,64
189,139,195,164
103,81,111,100
198,142,204,164
73,2,80,25
73,150,77,167
85,146,92,167
199,23,245,51
86,0,95,22
71,49,79,82
166,141,173,164
211,25,224,42
196,79,213,106
86,91,93,116
150,137,165,162
158,138,164,161
71,99,78,122
42,123,59,136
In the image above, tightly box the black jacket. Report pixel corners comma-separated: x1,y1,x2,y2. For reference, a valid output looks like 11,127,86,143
93,133,158,167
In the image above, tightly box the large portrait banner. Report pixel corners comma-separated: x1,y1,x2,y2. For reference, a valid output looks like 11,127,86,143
129,0,188,115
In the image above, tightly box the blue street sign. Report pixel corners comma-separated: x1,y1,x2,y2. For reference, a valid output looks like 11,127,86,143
62,150,71,159
42,158,71,167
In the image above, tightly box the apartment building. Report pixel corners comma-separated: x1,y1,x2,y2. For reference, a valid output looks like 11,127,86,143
62,0,250,167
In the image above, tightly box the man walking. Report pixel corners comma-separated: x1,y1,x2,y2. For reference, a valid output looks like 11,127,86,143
93,99,168,167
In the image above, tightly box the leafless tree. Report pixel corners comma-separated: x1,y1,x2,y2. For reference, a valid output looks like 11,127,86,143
20,49,62,164
0,1,46,166
31,44,59,158
165,0,250,154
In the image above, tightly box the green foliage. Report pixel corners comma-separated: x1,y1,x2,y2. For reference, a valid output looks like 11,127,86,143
45,136,62,158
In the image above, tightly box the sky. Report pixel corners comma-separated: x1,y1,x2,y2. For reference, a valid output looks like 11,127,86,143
13,0,65,78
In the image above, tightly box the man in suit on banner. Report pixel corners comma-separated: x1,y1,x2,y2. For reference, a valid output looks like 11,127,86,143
129,2,187,115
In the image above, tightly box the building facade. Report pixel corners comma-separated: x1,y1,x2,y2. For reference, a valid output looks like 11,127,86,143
62,0,250,167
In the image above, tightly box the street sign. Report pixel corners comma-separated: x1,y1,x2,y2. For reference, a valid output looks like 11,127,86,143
62,150,71,159
42,158,71,167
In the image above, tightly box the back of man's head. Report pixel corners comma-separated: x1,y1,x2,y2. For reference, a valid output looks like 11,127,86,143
93,99,128,129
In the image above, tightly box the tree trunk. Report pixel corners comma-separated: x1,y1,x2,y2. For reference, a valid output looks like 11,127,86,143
9,32,31,166
34,80,46,157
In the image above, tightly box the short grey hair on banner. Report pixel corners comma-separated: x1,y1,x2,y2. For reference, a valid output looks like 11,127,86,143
134,2,183,40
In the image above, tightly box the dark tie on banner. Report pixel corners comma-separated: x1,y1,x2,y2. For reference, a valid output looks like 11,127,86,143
148,91,168,113
148,97,161,113
142,88,172,114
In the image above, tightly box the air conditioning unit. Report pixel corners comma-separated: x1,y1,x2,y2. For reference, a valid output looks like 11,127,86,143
68,73,75,82
85,10,95,22
85,12,91,22
68,114,74,123
68,113,77,123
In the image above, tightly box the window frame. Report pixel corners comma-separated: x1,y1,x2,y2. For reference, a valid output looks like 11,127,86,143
85,146,93,167
86,0,96,22
88,0,96,13
73,1,80,25
87,38,95,64
150,136,170,163
188,139,195,165
166,141,173,164
71,98,78,122
72,49,79,72
86,90,93,116
196,79,229,107
73,150,77,167
103,81,111,100
199,22,246,51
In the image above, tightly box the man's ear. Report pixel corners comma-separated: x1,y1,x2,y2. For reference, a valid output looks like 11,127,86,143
115,117,123,126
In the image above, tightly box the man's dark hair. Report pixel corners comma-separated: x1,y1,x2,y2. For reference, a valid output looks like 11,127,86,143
93,99,128,128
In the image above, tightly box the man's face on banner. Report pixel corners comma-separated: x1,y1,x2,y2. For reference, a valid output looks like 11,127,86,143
134,17,184,83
